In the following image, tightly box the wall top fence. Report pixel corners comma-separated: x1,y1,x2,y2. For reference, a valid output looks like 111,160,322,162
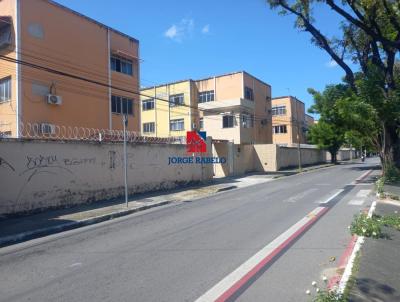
0,122,186,145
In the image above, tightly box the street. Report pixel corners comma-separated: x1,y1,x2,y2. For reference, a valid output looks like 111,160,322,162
0,159,379,302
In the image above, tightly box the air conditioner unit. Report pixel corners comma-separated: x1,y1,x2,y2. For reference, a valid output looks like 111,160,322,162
47,94,62,105
40,123,55,134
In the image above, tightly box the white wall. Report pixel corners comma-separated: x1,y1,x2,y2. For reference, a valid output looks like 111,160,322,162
0,139,213,215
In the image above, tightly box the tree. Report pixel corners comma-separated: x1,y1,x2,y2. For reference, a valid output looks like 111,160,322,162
307,84,349,162
266,0,400,174
308,121,345,163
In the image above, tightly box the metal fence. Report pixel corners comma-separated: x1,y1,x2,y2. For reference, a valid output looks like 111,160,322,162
0,122,186,144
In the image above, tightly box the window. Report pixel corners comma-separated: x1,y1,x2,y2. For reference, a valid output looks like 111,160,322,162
142,99,154,111
199,118,204,129
170,119,185,131
169,94,184,107
272,105,286,116
241,114,254,128
143,122,155,133
222,115,234,128
0,21,12,49
110,55,133,76
0,77,11,102
273,125,287,134
111,95,134,115
198,90,214,103
244,86,254,101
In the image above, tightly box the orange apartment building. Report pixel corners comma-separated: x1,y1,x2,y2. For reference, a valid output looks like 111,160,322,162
0,0,140,137
141,71,273,144
271,96,314,145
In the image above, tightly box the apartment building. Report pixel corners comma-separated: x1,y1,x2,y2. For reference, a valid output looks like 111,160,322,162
305,114,315,128
0,0,140,137
271,96,313,145
140,71,272,144
141,79,197,139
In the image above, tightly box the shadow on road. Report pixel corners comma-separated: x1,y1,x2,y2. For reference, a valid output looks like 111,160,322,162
349,278,400,302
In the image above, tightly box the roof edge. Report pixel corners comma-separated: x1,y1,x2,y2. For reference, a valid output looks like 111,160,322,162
48,0,139,43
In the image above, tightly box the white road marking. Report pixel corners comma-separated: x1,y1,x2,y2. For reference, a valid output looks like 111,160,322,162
69,262,82,268
194,207,327,302
284,188,318,203
351,170,372,185
348,199,365,206
338,201,377,293
316,189,344,204
356,189,370,198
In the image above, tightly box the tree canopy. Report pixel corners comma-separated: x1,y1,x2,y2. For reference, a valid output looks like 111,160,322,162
267,0,400,173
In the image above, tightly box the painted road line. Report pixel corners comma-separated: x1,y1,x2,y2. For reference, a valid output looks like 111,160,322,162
195,207,329,302
351,170,373,184
356,189,371,198
316,189,344,204
284,188,318,203
348,199,365,206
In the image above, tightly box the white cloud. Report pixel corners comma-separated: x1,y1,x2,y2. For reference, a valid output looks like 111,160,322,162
201,24,210,34
164,18,194,42
326,60,338,68
165,25,178,39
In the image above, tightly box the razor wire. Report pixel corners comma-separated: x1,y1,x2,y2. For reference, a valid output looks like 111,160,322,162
16,122,186,144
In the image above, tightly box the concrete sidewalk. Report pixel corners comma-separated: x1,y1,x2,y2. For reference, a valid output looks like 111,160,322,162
349,200,400,301
0,162,334,247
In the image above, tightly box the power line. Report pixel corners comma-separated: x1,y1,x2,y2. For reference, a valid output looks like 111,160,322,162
0,55,307,126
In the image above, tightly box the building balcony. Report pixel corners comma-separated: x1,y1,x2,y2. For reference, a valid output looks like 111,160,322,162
198,98,254,113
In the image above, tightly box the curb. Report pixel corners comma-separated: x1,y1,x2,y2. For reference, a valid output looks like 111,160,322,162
328,200,377,293
0,201,171,248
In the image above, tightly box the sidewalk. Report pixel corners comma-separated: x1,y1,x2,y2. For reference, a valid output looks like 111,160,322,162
349,198,400,301
0,162,333,247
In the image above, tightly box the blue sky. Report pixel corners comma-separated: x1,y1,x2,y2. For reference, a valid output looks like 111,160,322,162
54,0,351,114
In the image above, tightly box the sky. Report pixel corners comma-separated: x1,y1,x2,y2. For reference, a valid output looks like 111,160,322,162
54,0,352,114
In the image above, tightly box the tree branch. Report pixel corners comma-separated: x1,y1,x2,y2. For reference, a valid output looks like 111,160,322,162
276,0,356,89
325,0,400,50
382,0,400,32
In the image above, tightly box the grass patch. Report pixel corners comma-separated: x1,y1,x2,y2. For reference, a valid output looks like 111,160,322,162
350,212,400,238
350,213,382,238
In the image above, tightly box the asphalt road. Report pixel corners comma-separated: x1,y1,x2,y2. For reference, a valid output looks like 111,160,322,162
0,159,380,302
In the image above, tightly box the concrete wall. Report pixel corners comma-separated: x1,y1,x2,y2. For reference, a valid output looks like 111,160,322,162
212,142,232,177
276,146,326,170
233,144,255,175
0,139,213,215
212,143,329,176
326,149,357,162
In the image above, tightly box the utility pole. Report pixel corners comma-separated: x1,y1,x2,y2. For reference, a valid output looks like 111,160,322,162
295,97,302,172
123,114,129,208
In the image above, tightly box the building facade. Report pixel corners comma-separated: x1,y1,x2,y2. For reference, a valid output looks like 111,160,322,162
271,96,314,145
140,71,272,144
0,0,140,137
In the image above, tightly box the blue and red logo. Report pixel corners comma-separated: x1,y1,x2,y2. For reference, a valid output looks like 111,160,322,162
186,131,207,153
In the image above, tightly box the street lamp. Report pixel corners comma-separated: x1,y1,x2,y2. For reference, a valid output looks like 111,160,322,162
123,114,128,208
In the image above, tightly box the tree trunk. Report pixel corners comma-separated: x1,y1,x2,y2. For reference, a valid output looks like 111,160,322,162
330,151,337,164
380,124,400,175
